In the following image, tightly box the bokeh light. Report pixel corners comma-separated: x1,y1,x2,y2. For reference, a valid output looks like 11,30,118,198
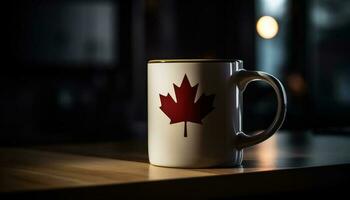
256,16,279,39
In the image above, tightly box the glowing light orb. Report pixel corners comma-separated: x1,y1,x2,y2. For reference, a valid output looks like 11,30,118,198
256,16,279,39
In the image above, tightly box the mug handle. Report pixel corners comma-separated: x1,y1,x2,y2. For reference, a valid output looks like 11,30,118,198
233,69,287,149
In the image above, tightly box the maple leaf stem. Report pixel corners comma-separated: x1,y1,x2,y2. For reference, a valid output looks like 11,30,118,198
184,121,187,137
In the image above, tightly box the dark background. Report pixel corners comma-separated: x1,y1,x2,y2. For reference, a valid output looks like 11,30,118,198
1,0,350,145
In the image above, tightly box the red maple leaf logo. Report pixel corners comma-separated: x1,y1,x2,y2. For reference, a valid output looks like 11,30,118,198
159,74,215,137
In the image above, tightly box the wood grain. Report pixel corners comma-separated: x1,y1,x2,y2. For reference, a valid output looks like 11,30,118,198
1,131,350,198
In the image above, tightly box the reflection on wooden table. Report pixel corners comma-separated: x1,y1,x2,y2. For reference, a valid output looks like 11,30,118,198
0,131,349,198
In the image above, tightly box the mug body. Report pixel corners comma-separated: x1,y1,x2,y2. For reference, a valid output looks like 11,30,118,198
148,59,243,168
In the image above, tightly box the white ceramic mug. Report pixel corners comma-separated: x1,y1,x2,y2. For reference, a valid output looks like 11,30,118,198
148,59,287,168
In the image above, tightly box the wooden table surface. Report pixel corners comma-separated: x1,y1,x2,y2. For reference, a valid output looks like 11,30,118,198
1,131,350,198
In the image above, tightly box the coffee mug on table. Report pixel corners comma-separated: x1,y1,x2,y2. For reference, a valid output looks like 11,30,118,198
148,59,287,168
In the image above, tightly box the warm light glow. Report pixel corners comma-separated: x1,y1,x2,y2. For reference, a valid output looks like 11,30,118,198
256,16,279,39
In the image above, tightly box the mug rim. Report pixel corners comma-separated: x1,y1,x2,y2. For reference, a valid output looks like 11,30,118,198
148,59,242,63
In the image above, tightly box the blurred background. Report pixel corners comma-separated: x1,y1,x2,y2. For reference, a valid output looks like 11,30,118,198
1,0,350,145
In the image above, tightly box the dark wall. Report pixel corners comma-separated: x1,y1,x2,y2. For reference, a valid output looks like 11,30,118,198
2,0,350,145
